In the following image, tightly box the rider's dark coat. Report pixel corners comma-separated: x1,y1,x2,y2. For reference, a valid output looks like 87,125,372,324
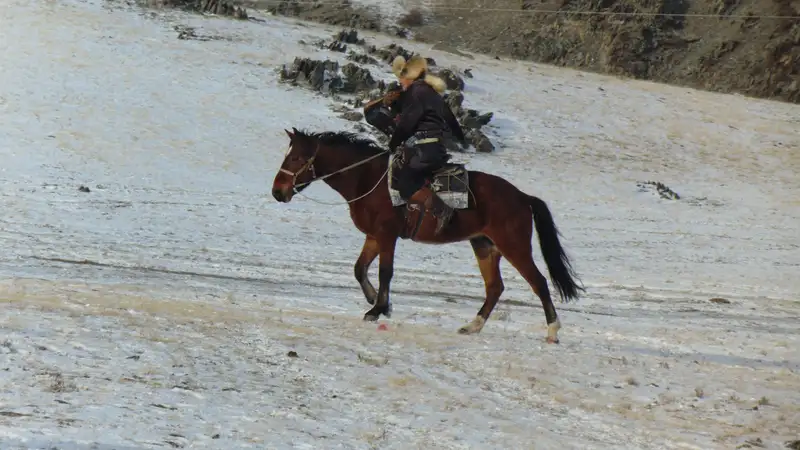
387,79,466,151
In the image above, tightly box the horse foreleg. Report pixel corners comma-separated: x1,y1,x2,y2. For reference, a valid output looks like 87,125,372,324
354,236,380,305
363,236,397,321
459,236,504,335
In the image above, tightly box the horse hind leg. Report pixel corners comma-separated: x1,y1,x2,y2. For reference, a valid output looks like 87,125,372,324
488,230,561,344
459,236,504,335
354,236,379,305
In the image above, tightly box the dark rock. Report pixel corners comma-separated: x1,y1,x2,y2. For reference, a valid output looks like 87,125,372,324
463,68,473,78
153,0,248,19
176,26,198,40
367,43,413,64
443,90,496,151
347,51,379,66
340,62,377,93
279,57,342,93
436,68,465,91
334,29,364,45
387,26,409,38
327,41,348,52
326,29,366,53
444,91,464,113
636,181,680,200
173,25,228,42
78,185,91,193
467,130,495,153
340,111,364,121
287,350,299,358
459,109,493,129
425,57,437,67
475,112,494,126
443,139,465,153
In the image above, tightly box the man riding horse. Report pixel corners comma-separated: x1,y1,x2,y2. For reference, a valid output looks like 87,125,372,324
376,54,467,235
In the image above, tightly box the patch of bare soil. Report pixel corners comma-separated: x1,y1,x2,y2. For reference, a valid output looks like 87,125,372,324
253,0,386,31
419,0,799,103
254,0,800,104
140,0,249,18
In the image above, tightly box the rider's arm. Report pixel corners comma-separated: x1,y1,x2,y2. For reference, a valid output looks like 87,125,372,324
363,97,384,112
442,102,466,144
388,92,424,150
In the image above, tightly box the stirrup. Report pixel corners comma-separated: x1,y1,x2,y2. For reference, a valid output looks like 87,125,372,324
429,195,453,235
433,212,452,235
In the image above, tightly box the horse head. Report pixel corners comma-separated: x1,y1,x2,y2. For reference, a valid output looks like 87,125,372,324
272,128,387,203
272,127,319,202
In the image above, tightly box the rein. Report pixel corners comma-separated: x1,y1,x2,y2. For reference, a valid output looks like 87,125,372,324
279,144,391,206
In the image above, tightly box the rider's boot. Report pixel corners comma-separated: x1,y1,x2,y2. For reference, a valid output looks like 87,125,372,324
408,185,453,235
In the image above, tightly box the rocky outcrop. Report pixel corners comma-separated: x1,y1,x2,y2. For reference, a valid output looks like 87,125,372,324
636,181,681,200
143,0,248,19
436,69,465,92
444,91,495,152
279,57,379,94
278,29,498,152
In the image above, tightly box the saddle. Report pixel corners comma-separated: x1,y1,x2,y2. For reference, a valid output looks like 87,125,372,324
387,153,469,240
387,152,470,210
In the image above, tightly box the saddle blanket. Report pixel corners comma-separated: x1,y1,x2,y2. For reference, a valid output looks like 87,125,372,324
387,153,470,209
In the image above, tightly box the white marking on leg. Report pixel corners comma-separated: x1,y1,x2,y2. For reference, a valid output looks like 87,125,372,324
547,318,561,343
458,315,486,334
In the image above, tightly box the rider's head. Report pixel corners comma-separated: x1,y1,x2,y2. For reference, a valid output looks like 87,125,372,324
392,55,446,94
399,77,414,90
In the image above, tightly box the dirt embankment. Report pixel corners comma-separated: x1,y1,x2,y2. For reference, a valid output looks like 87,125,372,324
253,0,799,104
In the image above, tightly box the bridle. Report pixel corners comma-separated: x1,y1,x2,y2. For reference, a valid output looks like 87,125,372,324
279,141,391,204
278,144,318,191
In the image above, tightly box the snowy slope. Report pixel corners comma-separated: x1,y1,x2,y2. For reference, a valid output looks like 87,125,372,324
1,0,799,449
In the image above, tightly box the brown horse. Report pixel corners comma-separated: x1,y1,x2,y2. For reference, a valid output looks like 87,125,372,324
271,127,583,343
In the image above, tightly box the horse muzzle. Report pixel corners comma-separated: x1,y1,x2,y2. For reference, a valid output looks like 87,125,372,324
272,185,294,203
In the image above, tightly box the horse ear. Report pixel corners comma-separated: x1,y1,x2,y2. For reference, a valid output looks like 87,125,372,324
284,128,294,138
291,127,299,134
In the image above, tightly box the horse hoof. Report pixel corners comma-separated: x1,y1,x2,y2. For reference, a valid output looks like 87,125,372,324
458,325,481,335
546,336,560,344
363,313,379,322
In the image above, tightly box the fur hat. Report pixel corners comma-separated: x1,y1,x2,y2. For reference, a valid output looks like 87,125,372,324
391,55,447,94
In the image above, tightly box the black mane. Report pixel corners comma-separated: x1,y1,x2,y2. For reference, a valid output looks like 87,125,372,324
295,129,386,156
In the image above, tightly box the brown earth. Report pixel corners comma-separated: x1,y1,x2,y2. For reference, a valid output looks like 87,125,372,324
248,0,799,104
145,0,250,18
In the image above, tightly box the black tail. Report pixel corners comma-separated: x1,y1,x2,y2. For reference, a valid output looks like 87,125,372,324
527,194,585,302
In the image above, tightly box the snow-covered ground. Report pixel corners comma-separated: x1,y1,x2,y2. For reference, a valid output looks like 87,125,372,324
1,0,799,448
